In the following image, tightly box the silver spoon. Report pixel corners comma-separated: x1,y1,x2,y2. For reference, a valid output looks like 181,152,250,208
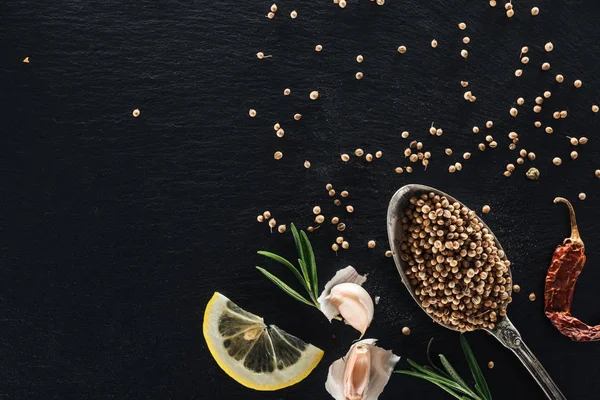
387,184,566,400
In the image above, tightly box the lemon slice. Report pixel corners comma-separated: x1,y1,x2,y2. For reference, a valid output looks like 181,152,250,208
203,292,324,391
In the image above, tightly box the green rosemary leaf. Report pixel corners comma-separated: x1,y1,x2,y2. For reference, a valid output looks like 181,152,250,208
290,224,309,283
299,230,319,299
401,360,483,399
257,251,307,290
439,354,478,398
396,370,466,400
297,258,312,290
460,335,492,400
256,267,316,308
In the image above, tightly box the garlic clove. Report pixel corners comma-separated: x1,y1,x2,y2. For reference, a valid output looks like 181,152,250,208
326,283,374,338
325,339,400,400
318,266,367,321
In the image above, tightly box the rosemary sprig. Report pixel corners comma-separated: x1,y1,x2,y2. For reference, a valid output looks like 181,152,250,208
256,223,321,308
395,335,492,400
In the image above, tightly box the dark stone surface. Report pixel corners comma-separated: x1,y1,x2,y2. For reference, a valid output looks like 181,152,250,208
2,0,600,398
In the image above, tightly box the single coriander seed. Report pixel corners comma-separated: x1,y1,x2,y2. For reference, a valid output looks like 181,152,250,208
521,46,529,54
486,121,493,128
531,7,539,16
463,152,471,160
132,109,141,118
355,72,364,80
510,107,518,117
315,215,325,224
544,91,551,99
341,154,350,162
488,361,495,369
249,109,257,117
257,215,264,223
278,224,287,233
341,190,349,197
346,205,354,213
331,217,340,224
556,74,564,83
592,105,599,113
336,236,344,245
326,183,333,190
596,170,600,178
545,127,553,134
473,126,480,134
515,69,523,77
570,137,579,146
332,243,339,252
463,37,470,44
458,22,467,30
263,211,271,219
534,121,542,128
365,153,373,162
304,160,311,169
431,39,438,48
574,80,582,88
276,129,285,137
368,240,376,249
521,56,529,64
267,12,275,19
579,193,587,200
313,206,321,215
271,4,278,12
529,293,536,301
310,91,319,100
553,157,562,166
545,42,554,52
482,205,491,214
513,284,521,293
385,250,393,257
355,148,364,156
506,9,514,17
397,45,407,54
560,110,568,119
461,81,469,87
290,10,297,18
284,88,291,95
571,151,579,160
461,49,469,59
541,62,550,71
356,55,364,63
402,327,411,336
517,97,524,105
533,105,542,113
375,150,383,158
401,131,409,138
315,44,323,52
341,241,349,249
274,151,283,160
294,113,302,121
579,137,589,145
269,218,277,231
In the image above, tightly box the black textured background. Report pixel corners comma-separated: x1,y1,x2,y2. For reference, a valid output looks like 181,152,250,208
2,0,600,399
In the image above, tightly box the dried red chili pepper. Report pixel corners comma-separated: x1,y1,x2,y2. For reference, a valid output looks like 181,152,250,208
544,197,600,342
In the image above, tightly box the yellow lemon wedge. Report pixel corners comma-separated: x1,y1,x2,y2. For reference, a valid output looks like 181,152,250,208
203,292,324,391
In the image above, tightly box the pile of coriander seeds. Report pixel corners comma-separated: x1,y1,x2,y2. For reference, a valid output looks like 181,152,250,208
399,192,513,331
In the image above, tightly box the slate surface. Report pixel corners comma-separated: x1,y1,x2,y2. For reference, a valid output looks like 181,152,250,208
2,0,600,399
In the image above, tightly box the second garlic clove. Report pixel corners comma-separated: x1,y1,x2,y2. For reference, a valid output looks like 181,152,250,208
326,282,374,338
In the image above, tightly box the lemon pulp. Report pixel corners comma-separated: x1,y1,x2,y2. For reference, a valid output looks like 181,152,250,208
203,292,324,390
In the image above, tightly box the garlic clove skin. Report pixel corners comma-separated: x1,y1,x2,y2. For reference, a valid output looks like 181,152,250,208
318,266,367,321
326,282,374,338
325,339,400,400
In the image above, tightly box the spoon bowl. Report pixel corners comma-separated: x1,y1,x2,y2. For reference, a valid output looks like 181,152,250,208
387,184,565,400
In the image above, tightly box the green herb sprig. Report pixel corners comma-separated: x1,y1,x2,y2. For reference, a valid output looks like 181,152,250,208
256,223,321,309
396,335,492,400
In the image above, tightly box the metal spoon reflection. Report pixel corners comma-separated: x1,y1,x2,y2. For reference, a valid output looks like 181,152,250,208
387,184,565,400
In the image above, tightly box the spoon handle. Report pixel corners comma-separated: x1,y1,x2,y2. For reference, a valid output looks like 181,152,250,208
491,318,566,400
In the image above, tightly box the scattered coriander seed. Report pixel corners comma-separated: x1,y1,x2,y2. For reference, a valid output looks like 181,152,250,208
368,240,376,249
534,121,542,128
461,81,469,88
331,217,340,224
531,6,539,16
464,91,473,101
574,80,582,88
376,0,385,5
395,167,404,174
336,236,344,245
544,41,554,52
533,105,542,113
132,109,141,118
267,12,275,19
463,152,471,160
342,241,349,249
294,113,302,121
503,171,512,177
274,123,281,130
402,327,411,336
553,157,562,166
478,143,486,151
507,164,515,172
304,160,311,169
488,361,495,369
346,205,354,213
517,97,525,105
528,152,536,161
579,193,587,200
445,148,453,156
485,135,493,143
592,105,599,113
560,110,568,118
269,218,277,231
375,151,383,158
556,74,564,83
513,284,521,293
271,4,278,12
455,162,463,171
473,126,480,134
290,10,297,18
404,148,412,157
545,127,553,134
521,46,529,54
409,154,418,163
515,69,523,77
571,151,579,160
506,8,515,17
337,223,346,231
309,91,319,100
596,170,600,178
365,153,373,162
315,44,323,52
544,91,552,99
329,189,336,197
516,157,524,165
508,132,518,140
313,206,322,215
355,72,364,80
326,183,333,190
278,224,287,233
542,62,551,71
339,0,347,7
256,52,265,59
519,149,527,157
461,49,469,59
276,129,285,138
526,167,540,180
341,154,350,162
463,37,470,44
315,215,325,224
257,215,264,223
569,137,579,146
437,129,445,136
385,250,393,257
249,109,257,117
263,211,271,219
509,143,517,150
431,39,438,48
553,111,560,119
284,88,291,96
482,205,491,214
490,141,498,148
521,56,529,64
580,137,589,145
535,97,544,105
529,293,536,301
458,22,467,30
332,243,339,252
355,148,364,157
397,45,407,54
406,166,413,173
334,199,341,206
505,2,512,10
401,131,409,138
340,191,349,198
448,165,456,173
510,107,518,117
274,151,283,160
490,0,497,6
486,121,493,128
429,124,437,135
356,55,364,63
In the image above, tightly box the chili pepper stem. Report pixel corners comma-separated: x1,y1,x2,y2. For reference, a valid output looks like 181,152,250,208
554,197,584,248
